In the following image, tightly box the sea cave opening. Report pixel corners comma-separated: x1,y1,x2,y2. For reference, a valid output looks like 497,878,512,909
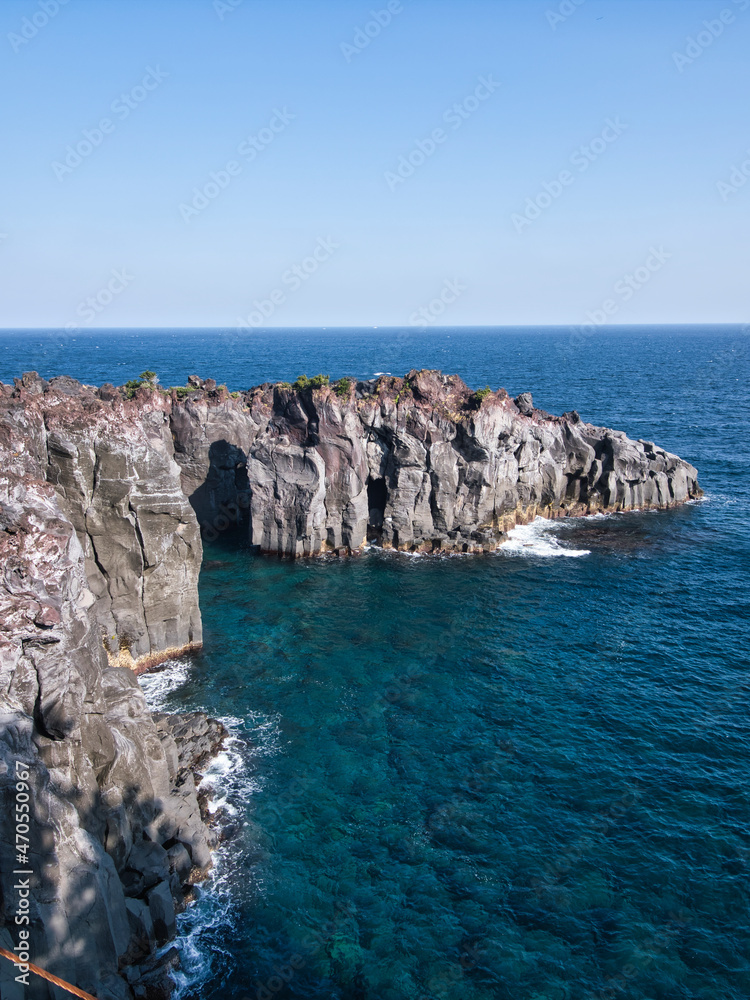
367,476,388,541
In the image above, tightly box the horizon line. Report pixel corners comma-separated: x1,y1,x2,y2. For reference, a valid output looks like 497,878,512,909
1,323,747,333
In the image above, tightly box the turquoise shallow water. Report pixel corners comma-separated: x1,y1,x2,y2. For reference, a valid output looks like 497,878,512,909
162,506,749,1000
3,327,749,998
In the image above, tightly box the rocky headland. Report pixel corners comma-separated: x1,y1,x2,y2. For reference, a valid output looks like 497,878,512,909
0,369,701,997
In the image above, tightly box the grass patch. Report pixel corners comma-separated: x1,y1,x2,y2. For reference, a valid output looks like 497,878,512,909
292,373,330,391
469,386,492,409
334,377,353,399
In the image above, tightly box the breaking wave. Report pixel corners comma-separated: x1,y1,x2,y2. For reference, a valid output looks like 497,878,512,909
139,659,260,999
500,516,591,558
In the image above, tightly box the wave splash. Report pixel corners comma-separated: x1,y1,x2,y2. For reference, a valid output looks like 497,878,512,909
500,517,591,558
138,660,258,999
170,722,261,998
137,658,192,709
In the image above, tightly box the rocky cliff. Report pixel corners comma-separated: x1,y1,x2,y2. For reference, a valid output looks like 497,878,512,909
0,376,214,999
0,470,222,999
0,369,701,998
1,373,202,664
172,368,701,556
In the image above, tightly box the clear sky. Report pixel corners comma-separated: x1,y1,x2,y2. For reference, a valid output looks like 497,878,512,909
1,0,748,328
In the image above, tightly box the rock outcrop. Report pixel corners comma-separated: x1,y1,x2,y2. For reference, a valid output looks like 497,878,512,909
0,469,223,999
0,368,701,998
0,376,215,998
171,369,701,556
0,373,202,664
1,368,702,571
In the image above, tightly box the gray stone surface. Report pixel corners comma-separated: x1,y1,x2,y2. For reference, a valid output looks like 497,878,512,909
170,370,701,556
0,442,220,997
147,881,176,946
0,373,202,660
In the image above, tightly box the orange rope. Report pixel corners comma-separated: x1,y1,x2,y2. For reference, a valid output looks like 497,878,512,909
0,946,98,1000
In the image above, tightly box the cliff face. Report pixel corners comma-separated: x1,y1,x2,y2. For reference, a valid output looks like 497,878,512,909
0,376,212,999
172,369,701,556
1,374,202,662
2,367,701,577
0,471,219,1000
0,369,701,998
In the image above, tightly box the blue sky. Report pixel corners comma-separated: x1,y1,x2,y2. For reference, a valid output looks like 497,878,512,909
1,0,748,328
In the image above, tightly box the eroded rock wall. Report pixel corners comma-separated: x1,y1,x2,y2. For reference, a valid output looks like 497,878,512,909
0,471,218,999
0,375,202,660
1,368,701,570
172,369,701,556
0,376,213,998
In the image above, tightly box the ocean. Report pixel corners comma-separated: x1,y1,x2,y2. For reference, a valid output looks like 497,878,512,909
2,326,749,1000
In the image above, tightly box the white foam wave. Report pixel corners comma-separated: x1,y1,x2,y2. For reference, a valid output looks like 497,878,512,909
500,517,591,558
137,663,263,997
169,838,238,998
687,493,714,504
138,659,190,711
198,724,262,818
170,714,258,998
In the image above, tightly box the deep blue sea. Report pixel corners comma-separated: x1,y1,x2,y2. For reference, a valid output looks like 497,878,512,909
2,327,749,1000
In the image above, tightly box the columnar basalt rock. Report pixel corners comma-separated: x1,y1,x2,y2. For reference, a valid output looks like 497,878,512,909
0,471,221,999
0,375,203,662
0,376,212,998
1,370,701,573
169,369,701,556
